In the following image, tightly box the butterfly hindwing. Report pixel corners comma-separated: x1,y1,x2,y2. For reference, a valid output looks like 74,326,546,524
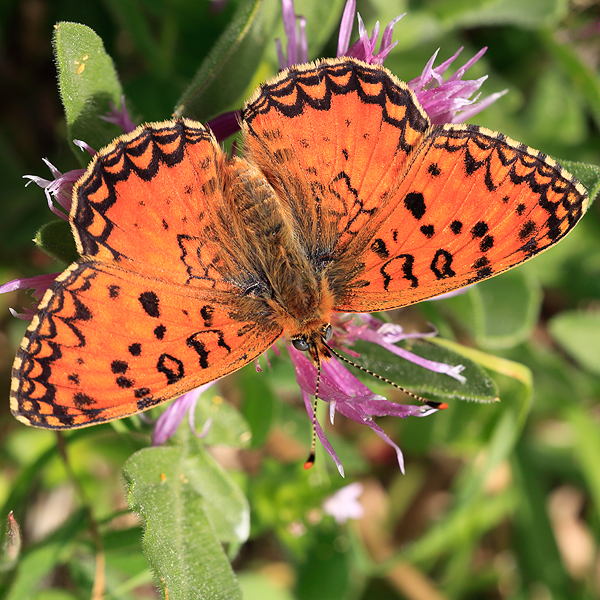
336,123,589,311
11,262,281,428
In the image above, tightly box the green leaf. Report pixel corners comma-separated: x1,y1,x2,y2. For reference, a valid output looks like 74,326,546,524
548,310,600,376
524,69,588,147
558,159,600,206
34,220,79,265
123,445,247,599
295,528,353,600
53,22,124,163
399,348,532,567
431,0,568,29
512,440,571,597
567,407,600,520
100,0,165,76
238,572,296,600
31,591,79,600
444,269,542,349
401,487,518,564
343,337,498,403
541,28,600,133
174,0,281,121
430,337,534,448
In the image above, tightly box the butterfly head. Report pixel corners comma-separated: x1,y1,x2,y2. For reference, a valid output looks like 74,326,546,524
291,323,333,362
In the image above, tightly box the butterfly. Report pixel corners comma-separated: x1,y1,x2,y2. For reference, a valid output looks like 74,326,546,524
11,58,589,429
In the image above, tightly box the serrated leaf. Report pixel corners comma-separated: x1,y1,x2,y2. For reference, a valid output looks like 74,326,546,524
53,22,124,163
34,220,79,265
174,0,281,121
548,310,600,376
342,338,498,403
124,445,246,599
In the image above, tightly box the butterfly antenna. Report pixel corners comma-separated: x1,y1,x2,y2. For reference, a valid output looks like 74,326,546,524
325,344,448,410
304,352,322,470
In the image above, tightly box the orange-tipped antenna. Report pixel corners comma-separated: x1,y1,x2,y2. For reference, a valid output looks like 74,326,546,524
426,401,448,410
326,344,435,405
304,352,322,470
304,452,315,470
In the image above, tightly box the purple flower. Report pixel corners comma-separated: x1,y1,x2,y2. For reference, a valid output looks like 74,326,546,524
345,315,466,382
276,0,308,69
323,482,364,524
337,0,404,65
278,0,504,124
152,382,216,445
23,158,87,221
99,95,137,134
22,97,135,223
289,314,454,477
0,273,60,320
207,110,242,143
408,47,508,124
8,146,97,316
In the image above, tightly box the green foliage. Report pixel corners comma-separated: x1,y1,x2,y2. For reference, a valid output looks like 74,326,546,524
34,220,79,265
174,0,282,120
2,1,600,599
444,269,543,349
430,0,569,29
53,22,124,163
347,338,499,402
549,310,600,376
124,445,246,599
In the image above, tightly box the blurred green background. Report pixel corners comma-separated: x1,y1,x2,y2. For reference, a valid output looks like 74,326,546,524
1,0,600,599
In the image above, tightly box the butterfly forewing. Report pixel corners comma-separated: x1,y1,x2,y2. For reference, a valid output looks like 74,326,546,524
243,59,588,314
72,119,238,291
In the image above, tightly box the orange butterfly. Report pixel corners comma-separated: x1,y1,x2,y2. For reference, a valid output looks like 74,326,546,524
11,58,589,429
